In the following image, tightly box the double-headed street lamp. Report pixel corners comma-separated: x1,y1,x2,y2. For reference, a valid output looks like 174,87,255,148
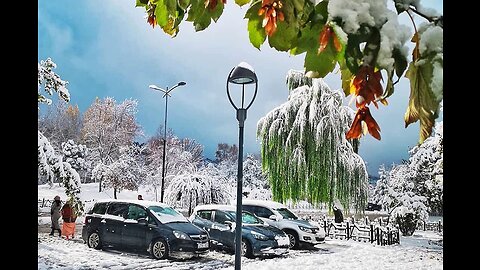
149,81,186,202
226,62,258,270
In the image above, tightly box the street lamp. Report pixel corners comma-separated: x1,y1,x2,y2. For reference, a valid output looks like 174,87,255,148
226,62,258,270
149,81,186,202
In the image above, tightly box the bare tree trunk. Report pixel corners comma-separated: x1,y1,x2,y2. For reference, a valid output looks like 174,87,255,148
114,188,117,199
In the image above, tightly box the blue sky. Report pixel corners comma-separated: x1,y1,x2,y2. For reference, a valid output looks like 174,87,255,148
38,0,443,176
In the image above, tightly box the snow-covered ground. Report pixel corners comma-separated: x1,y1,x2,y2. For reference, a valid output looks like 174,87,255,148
38,183,443,269
38,231,443,269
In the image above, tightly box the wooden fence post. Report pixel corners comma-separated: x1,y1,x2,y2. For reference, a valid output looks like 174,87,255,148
423,220,426,231
376,228,380,245
42,198,45,208
324,220,327,234
438,220,442,232
387,227,391,245
346,221,350,239
370,225,374,243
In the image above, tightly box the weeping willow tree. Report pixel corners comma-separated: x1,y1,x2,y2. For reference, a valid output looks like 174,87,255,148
257,70,368,213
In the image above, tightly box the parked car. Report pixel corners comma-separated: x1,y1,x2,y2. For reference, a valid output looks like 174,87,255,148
239,200,325,249
82,199,210,259
366,202,382,211
189,204,289,258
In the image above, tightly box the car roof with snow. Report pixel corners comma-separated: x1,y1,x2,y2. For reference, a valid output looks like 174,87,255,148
239,199,287,209
193,204,236,212
93,199,171,208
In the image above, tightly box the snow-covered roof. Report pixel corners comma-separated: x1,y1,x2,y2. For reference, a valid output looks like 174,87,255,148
94,199,170,208
235,199,286,209
193,204,236,212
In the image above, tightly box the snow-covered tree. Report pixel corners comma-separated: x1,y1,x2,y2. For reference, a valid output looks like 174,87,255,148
257,70,368,212
39,103,83,149
91,144,146,199
145,128,204,200
408,121,443,215
38,58,70,105
372,164,428,236
165,163,231,215
38,58,83,214
241,154,272,200
82,97,142,192
215,143,238,163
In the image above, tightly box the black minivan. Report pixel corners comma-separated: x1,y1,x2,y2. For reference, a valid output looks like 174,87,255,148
82,199,209,259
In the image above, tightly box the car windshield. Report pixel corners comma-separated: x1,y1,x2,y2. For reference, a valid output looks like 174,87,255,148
148,206,188,223
275,208,298,220
226,211,264,225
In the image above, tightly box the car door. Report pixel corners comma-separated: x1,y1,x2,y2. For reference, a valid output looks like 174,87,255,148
122,204,148,248
103,202,128,246
212,210,235,248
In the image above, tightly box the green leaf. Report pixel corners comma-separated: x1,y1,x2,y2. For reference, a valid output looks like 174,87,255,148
245,2,265,49
290,23,322,55
362,28,380,66
392,48,408,78
210,2,225,23
383,67,394,99
155,0,169,27
268,21,298,52
135,0,149,7
404,58,440,144
339,59,353,97
165,0,177,14
248,18,266,49
235,0,251,7
178,0,191,10
293,0,305,12
304,45,336,78
309,0,328,25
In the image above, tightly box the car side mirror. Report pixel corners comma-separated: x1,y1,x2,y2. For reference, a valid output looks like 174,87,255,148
138,218,148,225
269,215,279,221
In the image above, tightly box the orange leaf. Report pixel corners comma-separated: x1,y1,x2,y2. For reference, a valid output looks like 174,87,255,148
333,32,342,52
318,26,332,54
346,106,381,140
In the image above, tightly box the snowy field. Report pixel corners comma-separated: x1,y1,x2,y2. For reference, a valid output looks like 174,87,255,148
38,230,442,270
38,183,443,269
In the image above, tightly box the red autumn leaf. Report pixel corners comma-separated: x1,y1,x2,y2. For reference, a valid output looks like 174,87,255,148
346,106,381,140
351,66,384,108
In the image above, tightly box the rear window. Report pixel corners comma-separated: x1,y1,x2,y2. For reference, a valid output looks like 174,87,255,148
90,202,108,215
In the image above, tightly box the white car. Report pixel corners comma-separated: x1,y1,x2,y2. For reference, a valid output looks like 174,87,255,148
237,199,325,249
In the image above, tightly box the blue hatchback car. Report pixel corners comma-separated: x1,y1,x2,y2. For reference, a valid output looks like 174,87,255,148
189,204,289,258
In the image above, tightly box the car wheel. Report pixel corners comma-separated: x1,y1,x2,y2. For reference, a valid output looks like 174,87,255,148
150,238,169,260
87,232,102,250
241,239,254,258
285,230,299,249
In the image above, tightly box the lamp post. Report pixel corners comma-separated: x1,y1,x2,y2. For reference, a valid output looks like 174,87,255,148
149,81,186,202
226,62,258,270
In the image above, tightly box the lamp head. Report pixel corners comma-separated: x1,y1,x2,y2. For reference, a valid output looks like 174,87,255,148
228,62,257,85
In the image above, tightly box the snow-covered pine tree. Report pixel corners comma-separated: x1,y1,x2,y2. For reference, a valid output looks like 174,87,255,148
257,70,368,212
408,121,443,215
38,58,83,214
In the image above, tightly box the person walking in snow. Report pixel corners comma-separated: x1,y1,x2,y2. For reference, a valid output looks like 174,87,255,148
50,195,62,236
61,199,77,240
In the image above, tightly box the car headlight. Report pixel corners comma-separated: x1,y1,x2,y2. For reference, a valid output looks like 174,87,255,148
299,226,315,233
251,230,269,241
173,230,191,240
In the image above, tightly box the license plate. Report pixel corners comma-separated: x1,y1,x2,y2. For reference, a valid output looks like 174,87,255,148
197,242,209,249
